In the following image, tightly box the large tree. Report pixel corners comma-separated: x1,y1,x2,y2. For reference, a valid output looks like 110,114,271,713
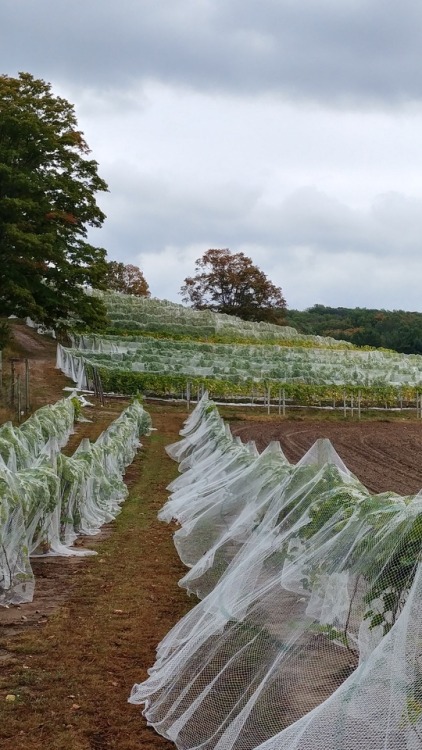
0,72,109,330
104,261,150,297
181,248,286,323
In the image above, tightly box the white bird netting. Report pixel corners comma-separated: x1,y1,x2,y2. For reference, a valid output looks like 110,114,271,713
57,335,422,389
130,393,422,749
94,292,342,346
0,400,151,605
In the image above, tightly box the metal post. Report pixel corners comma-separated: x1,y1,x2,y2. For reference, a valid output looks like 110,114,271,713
186,381,191,411
267,387,271,415
343,390,347,418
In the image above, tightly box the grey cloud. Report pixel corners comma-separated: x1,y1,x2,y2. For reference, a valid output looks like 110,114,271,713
85,166,422,308
2,0,422,105
89,166,262,258
91,167,422,278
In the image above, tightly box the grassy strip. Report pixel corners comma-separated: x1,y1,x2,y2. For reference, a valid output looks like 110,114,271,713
0,403,192,750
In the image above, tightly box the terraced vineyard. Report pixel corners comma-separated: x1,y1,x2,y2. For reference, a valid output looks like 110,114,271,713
57,292,422,408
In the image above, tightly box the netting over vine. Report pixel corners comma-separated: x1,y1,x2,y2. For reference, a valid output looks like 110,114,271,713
98,291,346,346
0,400,151,605
130,393,422,749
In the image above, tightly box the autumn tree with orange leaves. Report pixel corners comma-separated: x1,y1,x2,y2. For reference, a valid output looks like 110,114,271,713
0,73,109,330
181,249,286,323
104,261,150,297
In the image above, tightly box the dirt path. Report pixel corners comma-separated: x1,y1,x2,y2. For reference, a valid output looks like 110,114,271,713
0,405,191,750
0,323,73,424
0,324,194,749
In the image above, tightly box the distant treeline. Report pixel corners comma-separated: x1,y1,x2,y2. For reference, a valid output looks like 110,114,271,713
285,305,422,354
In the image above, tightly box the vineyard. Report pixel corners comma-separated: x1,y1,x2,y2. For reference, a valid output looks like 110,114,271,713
130,394,422,749
100,292,347,345
55,293,422,409
2,299,422,748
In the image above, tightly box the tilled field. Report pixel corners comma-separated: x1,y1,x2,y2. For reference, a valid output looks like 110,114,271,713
230,417,422,495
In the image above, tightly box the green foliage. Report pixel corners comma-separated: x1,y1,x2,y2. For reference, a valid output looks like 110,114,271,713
92,365,422,408
0,319,11,349
0,72,109,331
360,514,422,635
101,325,354,349
70,395,82,420
314,624,350,649
287,305,422,355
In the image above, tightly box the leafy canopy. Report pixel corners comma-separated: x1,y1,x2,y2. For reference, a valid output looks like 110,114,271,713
181,248,286,323
0,72,109,330
104,261,150,297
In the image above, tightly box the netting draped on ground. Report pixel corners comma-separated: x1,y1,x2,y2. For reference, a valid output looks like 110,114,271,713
130,393,422,749
0,400,151,605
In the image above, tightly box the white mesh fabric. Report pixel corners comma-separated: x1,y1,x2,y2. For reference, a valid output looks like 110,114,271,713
130,399,422,750
0,400,151,604
176,444,291,597
253,558,422,750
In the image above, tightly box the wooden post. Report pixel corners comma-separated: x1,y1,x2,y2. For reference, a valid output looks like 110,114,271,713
186,381,191,411
343,390,347,418
25,359,30,413
267,386,271,415
358,389,361,420
10,359,15,407
282,388,286,416
351,393,354,418
17,373,21,422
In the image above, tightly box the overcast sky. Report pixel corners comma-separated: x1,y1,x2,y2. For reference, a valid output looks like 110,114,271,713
2,0,422,311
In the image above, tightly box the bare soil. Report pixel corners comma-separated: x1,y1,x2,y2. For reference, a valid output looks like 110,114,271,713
1,325,422,748
229,416,422,495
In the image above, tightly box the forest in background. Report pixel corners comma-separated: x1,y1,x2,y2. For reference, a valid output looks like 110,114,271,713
285,305,422,354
